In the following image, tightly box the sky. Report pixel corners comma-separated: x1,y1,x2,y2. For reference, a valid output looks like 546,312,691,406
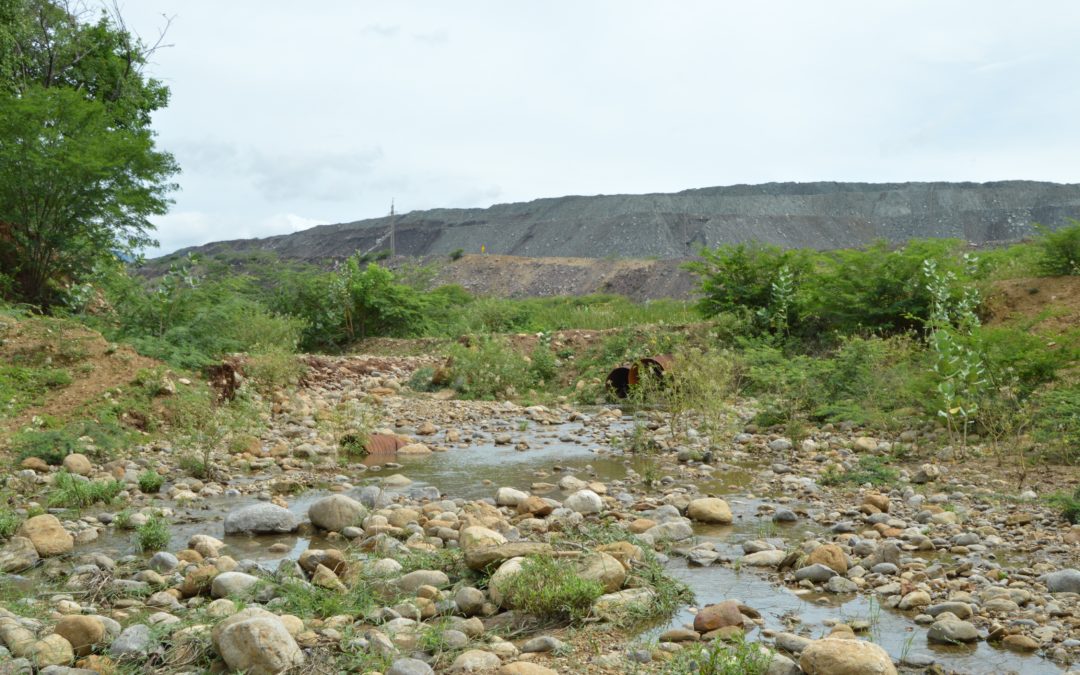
119,1,1080,256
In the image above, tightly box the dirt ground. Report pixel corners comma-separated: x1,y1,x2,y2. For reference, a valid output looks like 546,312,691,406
984,276,1080,334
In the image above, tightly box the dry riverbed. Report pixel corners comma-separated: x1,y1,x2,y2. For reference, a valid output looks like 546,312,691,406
0,355,1078,675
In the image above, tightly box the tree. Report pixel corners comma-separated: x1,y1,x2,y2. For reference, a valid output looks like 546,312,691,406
0,0,177,309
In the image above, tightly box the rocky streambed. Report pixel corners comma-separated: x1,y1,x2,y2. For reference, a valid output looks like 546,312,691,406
1,355,1078,674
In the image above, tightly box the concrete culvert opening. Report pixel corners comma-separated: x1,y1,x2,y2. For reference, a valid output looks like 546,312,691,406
605,366,631,399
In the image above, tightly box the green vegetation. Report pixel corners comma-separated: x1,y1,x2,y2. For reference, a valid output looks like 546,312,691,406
0,507,20,539
1048,487,1080,524
0,1,177,310
497,555,604,623
661,637,774,675
821,456,900,487
47,471,124,509
137,470,165,494
0,365,72,419
1035,221,1080,276
136,513,170,552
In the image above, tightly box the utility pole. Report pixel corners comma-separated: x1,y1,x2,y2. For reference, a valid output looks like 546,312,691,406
389,199,395,257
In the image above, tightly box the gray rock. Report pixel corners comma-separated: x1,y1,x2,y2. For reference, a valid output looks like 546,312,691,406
223,503,298,535
147,551,178,573
825,576,858,593
926,602,972,620
0,537,38,573
794,563,838,583
645,520,693,542
927,618,979,644
308,494,367,532
110,623,154,659
768,439,793,452
775,632,812,654
564,489,603,514
450,649,500,672
455,587,485,616
397,569,450,592
1044,569,1080,594
387,657,435,675
522,635,566,653
211,571,261,598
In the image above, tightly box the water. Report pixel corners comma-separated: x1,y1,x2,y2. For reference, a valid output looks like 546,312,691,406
88,417,1069,673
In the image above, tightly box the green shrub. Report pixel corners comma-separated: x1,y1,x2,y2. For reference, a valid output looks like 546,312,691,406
47,471,124,509
449,248,465,261
243,348,307,393
137,470,164,494
136,513,170,552
662,637,774,675
820,456,899,487
406,366,438,392
497,555,604,623
528,342,558,385
446,337,535,399
1048,487,1080,524
1032,385,1080,463
13,429,75,465
1034,221,1080,276
0,508,20,539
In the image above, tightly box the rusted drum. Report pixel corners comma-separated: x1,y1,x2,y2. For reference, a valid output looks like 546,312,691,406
364,433,408,454
628,354,674,386
605,366,631,399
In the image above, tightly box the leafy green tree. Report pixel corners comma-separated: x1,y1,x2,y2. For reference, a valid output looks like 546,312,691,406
334,258,429,340
0,0,177,309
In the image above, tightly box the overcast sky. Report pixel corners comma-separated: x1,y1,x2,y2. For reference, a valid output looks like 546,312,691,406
121,1,1080,256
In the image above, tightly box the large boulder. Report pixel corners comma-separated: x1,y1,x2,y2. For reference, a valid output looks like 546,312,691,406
211,607,304,675
495,487,528,507
799,638,897,675
17,515,73,557
28,633,74,667
687,498,733,524
464,542,552,572
223,503,298,535
307,495,366,532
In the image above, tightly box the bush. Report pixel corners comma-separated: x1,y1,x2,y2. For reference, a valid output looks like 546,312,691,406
0,508,20,539
137,470,164,494
48,471,124,509
13,429,75,465
1034,221,1080,276
662,637,774,675
1048,487,1080,524
243,348,307,393
136,513,170,552
449,248,464,261
446,338,535,400
820,456,899,487
497,555,604,623
1032,385,1080,463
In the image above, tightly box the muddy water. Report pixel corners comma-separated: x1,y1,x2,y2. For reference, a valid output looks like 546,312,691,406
91,418,1064,673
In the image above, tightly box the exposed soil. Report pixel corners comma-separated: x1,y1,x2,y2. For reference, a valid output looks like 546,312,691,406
0,316,158,434
984,276,1080,334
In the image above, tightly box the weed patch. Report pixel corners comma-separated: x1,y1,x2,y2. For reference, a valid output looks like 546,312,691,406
497,555,604,623
47,471,124,509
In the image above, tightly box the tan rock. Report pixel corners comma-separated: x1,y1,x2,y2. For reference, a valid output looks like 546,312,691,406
499,663,559,675
459,526,508,551
62,453,93,476
693,600,745,633
807,543,848,574
596,541,645,570
516,496,553,517
575,552,626,592
800,638,897,675
17,514,73,557
397,443,432,455
29,633,75,667
687,498,733,524
20,457,49,472
52,615,106,657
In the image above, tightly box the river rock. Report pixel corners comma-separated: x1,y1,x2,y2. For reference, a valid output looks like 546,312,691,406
223,503,298,535
211,572,261,598
1044,569,1080,594
28,634,74,668
397,443,431,455
109,624,153,659
645,520,693,542
52,616,105,657
62,454,92,476
806,544,847,574
799,637,897,674
465,542,552,572
742,550,787,567
576,552,626,592
0,536,39,572
388,658,435,675
451,649,500,672
927,618,979,644
794,563,837,583
687,497,733,524
564,490,602,514
398,570,450,593
498,663,558,675
308,495,366,532
693,600,745,633
455,587,486,616
926,602,972,620
495,487,528,507
459,526,507,551
17,515,73,557
488,557,525,607
517,496,553,517
211,608,304,675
